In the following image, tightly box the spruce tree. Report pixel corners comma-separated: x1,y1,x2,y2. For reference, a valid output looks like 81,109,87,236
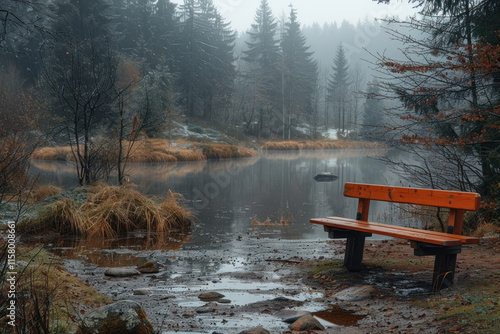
360,80,385,141
327,44,350,134
281,6,318,139
242,0,281,131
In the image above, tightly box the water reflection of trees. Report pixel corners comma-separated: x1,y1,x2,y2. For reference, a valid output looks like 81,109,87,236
261,149,388,160
45,231,191,267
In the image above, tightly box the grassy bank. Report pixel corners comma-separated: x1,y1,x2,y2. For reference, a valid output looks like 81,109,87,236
261,139,384,151
0,244,111,332
32,139,258,163
18,184,192,238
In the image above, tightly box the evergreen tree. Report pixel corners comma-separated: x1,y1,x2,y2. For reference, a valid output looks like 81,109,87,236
242,0,281,132
360,80,385,141
327,43,350,133
176,0,235,119
281,6,318,139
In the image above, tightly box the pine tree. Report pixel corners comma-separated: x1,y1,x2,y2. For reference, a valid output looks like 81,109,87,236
360,80,385,141
176,0,235,118
327,44,350,133
242,0,281,131
281,6,318,139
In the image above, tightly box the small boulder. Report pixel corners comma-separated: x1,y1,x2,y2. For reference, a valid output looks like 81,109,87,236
333,285,375,302
239,326,270,334
198,291,225,301
288,315,325,331
218,299,231,304
277,310,311,323
104,268,140,277
136,261,161,274
133,289,152,295
79,300,153,334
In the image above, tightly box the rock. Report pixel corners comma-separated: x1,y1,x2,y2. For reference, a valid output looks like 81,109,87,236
273,296,296,302
104,268,141,277
484,232,500,239
79,300,154,334
288,315,325,331
333,285,375,302
133,289,152,295
182,311,197,318
277,310,311,323
136,261,161,274
195,307,211,314
239,326,270,334
198,291,225,301
218,299,231,304
313,172,338,182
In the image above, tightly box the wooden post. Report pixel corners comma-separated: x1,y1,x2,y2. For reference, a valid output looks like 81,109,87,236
433,253,457,291
344,235,366,271
447,209,465,235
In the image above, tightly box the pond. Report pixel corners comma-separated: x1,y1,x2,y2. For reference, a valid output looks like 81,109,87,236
31,149,421,248
30,149,428,332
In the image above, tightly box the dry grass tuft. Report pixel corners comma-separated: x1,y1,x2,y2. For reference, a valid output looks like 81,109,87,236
202,144,258,159
251,217,289,227
262,141,301,151
30,185,62,203
19,185,191,238
32,146,73,160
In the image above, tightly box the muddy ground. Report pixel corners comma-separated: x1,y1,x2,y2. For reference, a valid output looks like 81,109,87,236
62,235,500,334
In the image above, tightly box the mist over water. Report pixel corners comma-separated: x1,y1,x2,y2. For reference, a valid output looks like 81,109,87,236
32,150,423,247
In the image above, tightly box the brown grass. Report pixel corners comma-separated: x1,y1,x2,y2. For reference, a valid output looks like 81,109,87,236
32,139,257,163
18,184,192,238
262,140,384,151
0,244,111,332
32,146,73,160
30,185,62,203
251,217,289,226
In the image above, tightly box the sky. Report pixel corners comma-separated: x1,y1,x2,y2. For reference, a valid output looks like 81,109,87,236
171,0,419,32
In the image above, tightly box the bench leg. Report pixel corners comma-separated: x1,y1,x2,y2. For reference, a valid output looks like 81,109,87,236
433,253,457,291
344,236,366,271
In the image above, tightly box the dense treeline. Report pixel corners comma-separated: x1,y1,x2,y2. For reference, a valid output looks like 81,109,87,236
0,0,404,142
1,0,500,214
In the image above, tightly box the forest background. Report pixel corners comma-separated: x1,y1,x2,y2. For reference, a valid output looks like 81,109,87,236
0,0,499,225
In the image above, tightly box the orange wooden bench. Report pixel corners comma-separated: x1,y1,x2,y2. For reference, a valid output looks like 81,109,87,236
310,182,481,291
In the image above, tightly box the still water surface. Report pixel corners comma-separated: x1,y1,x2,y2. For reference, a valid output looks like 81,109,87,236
32,149,420,247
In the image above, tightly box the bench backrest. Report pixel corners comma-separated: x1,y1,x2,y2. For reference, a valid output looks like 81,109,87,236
343,183,481,235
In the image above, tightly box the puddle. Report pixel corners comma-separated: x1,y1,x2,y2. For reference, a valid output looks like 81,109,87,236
313,305,366,326
156,277,324,307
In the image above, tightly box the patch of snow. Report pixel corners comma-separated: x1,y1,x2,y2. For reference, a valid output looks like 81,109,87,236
170,122,222,142
322,129,339,140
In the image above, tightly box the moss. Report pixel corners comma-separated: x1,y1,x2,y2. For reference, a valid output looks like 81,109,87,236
309,260,344,276
413,281,500,333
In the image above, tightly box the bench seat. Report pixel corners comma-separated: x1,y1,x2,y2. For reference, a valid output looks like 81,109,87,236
311,217,480,246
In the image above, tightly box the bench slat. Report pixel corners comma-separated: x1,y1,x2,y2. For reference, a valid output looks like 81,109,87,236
344,183,481,211
324,216,480,244
310,217,472,246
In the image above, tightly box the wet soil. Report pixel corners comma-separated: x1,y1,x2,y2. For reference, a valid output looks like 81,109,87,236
61,236,500,334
